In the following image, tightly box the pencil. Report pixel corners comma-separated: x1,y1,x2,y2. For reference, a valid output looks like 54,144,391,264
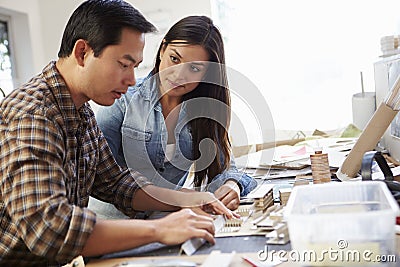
241,256,259,267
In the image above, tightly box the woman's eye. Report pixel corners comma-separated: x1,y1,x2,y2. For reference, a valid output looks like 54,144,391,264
170,56,179,63
190,65,200,72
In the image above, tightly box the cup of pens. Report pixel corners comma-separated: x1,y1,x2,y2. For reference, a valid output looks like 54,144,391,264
351,72,376,131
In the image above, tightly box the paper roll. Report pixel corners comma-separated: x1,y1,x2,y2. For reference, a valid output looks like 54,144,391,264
338,102,398,179
352,92,376,130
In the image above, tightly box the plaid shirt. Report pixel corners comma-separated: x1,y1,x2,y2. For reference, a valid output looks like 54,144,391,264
0,61,150,266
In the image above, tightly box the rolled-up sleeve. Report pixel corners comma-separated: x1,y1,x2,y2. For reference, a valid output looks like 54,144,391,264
206,154,257,197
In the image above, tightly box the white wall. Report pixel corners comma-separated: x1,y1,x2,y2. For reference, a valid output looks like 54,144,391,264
128,0,212,77
0,0,212,84
37,0,83,67
0,0,43,88
213,0,400,133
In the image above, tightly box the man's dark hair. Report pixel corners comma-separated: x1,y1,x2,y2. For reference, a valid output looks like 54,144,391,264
58,0,156,58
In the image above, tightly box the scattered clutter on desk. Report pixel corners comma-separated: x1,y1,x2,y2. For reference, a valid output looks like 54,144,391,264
252,204,283,230
260,166,312,180
181,236,207,256
253,191,274,216
293,175,311,186
241,254,283,267
361,151,400,206
241,256,261,267
251,204,290,245
219,217,243,233
245,204,290,245
239,132,359,181
278,187,292,205
309,148,331,184
181,183,296,256
266,222,290,245
215,182,292,245
383,153,400,168
216,184,275,236
235,205,253,217
201,250,235,267
381,35,400,57
244,184,274,218
260,161,309,170
113,258,198,267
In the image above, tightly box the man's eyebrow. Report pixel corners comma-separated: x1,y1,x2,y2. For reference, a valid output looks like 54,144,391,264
123,54,142,66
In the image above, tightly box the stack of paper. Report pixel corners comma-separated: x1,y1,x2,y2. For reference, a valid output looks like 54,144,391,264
381,35,400,57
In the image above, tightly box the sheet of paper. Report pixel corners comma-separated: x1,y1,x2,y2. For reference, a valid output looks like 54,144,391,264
201,251,235,267
237,137,357,170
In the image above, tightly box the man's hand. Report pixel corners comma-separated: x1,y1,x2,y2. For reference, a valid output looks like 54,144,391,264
179,188,196,193
153,209,216,245
214,180,241,210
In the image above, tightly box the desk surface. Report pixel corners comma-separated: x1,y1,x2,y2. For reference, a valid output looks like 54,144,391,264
86,177,400,266
87,236,400,267
87,252,295,267
91,235,290,260
90,178,292,262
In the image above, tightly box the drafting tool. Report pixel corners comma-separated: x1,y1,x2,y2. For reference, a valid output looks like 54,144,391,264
181,215,225,255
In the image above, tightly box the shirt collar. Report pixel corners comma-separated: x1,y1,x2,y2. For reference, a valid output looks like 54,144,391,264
42,61,91,136
137,73,155,101
137,73,163,111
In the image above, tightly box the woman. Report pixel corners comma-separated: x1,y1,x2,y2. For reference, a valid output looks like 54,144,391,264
96,16,257,211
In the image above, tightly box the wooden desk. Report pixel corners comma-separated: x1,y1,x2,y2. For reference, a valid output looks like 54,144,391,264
85,179,400,266
87,252,298,267
86,235,400,267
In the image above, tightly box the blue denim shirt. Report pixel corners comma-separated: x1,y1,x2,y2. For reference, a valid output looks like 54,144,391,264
96,74,257,196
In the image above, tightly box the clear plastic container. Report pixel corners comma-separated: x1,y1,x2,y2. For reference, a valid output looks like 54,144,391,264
285,181,399,266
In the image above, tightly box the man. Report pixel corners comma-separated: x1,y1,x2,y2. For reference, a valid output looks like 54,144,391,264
0,0,234,265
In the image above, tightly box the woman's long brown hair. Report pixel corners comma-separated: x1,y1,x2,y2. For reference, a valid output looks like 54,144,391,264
151,16,231,187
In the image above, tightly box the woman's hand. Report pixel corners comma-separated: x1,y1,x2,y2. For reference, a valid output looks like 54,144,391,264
213,180,241,210
133,185,238,218
178,188,238,218
185,191,239,219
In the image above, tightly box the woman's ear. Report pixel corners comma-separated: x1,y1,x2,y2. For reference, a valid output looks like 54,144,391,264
73,39,90,66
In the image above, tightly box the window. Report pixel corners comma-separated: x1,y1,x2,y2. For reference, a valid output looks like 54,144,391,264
212,0,400,132
0,15,13,98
